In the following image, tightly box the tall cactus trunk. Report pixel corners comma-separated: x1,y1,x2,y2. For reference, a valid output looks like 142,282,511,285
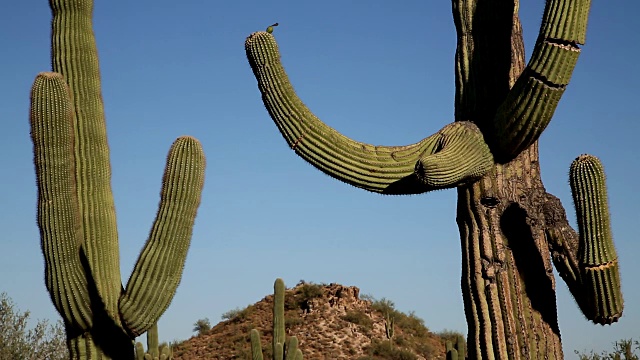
457,145,563,358
454,1,562,357
30,1,206,358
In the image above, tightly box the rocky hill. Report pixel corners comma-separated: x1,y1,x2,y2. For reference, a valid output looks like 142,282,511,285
173,282,457,359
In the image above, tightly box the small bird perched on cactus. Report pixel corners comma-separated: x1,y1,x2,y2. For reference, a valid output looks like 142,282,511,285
266,23,279,33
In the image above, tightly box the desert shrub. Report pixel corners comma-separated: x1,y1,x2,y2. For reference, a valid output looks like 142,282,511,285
435,329,465,343
0,293,68,360
367,296,430,338
575,338,640,360
342,310,373,330
360,293,375,302
297,283,323,302
285,315,303,328
221,305,252,322
370,297,396,317
221,307,242,320
396,311,429,337
192,318,211,336
285,282,325,312
362,339,417,360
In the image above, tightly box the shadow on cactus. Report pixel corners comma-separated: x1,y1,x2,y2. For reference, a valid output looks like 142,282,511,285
29,0,206,358
244,0,623,358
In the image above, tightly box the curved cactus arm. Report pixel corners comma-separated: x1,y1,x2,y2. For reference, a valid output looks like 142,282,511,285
29,72,93,330
570,155,623,323
415,122,493,188
50,0,122,321
119,137,206,336
492,0,592,161
245,32,493,195
544,155,622,325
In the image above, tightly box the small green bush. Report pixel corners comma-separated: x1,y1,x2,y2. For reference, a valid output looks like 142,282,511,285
435,329,465,342
297,283,324,302
341,310,373,331
221,305,252,322
192,318,211,336
361,339,417,360
285,315,303,328
575,338,640,360
370,297,396,316
0,293,68,360
396,311,429,338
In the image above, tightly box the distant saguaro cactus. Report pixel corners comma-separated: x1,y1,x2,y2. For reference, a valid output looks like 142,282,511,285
446,335,466,360
135,323,174,360
250,279,304,360
29,0,206,358
245,0,623,358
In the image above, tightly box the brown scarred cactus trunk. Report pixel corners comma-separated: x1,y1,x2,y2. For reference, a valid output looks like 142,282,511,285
456,146,564,358
453,2,565,357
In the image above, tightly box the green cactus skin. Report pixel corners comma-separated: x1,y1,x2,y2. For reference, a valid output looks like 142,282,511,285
446,347,459,360
147,323,159,359
245,32,494,195
246,0,622,358
135,322,174,360
570,155,623,324
384,314,395,341
273,278,286,354
30,0,206,358
250,329,265,360
491,0,589,162
136,343,145,360
274,343,284,360
284,337,299,360
250,279,304,360
445,335,465,360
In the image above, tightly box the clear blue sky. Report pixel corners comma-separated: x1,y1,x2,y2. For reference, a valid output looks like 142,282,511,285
1,0,638,356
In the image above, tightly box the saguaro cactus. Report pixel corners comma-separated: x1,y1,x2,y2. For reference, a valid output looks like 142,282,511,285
29,0,206,358
250,279,304,360
135,323,174,360
446,335,466,360
245,0,622,358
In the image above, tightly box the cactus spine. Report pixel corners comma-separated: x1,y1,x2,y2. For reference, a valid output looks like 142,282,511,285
250,279,304,360
30,0,205,358
245,0,623,358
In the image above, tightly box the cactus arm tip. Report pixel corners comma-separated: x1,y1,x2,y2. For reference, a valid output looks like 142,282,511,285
569,154,623,324
545,154,623,325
